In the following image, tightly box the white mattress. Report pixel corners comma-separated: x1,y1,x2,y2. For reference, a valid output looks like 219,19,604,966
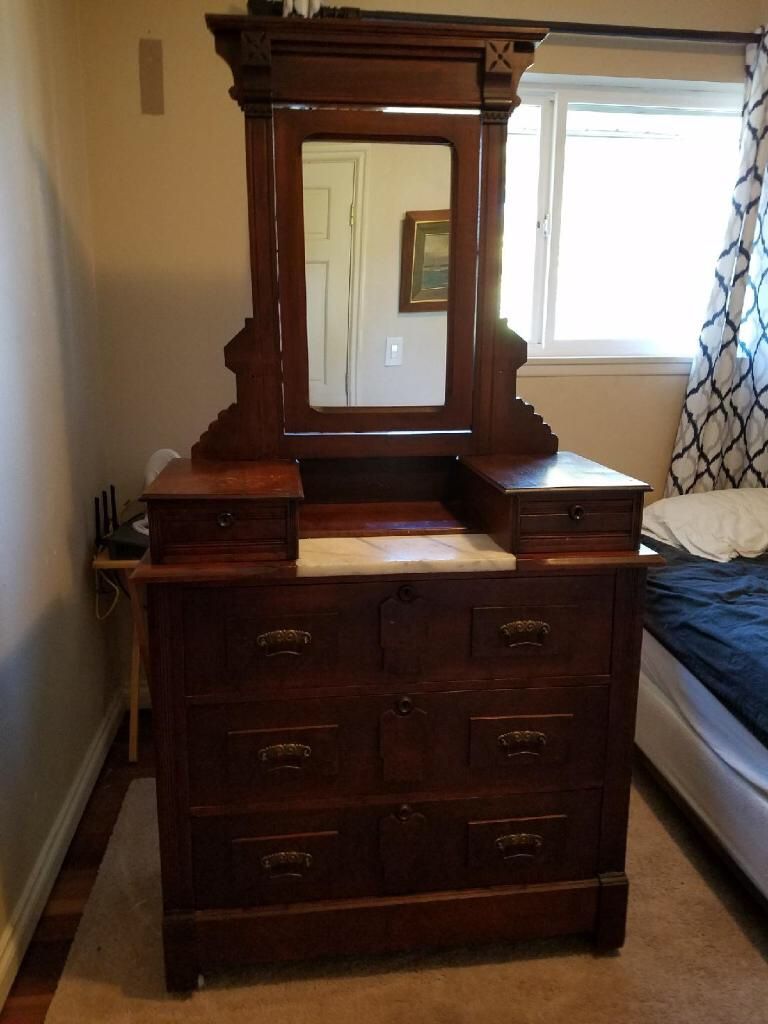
636,630,768,899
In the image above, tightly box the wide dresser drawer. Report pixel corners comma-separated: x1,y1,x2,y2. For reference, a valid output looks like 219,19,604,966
180,575,615,695
187,686,608,807
190,790,602,909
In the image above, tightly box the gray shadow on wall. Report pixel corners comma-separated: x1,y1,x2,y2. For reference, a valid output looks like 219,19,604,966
0,126,117,971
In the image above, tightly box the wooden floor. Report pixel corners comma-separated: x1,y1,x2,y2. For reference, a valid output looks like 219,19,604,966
0,712,155,1024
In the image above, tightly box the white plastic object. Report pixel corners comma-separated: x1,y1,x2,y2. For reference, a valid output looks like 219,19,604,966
385,337,404,366
284,0,322,16
132,517,149,536
144,448,181,488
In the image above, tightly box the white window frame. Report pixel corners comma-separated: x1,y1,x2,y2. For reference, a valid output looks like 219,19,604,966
511,75,743,373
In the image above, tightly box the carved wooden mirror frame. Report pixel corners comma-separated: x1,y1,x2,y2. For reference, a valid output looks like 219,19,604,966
196,14,556,461
275,108,478,434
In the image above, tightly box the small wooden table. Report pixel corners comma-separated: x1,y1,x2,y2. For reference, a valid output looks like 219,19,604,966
92,552,149,762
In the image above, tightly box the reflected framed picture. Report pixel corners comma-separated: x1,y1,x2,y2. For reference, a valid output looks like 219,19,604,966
399,209,451,313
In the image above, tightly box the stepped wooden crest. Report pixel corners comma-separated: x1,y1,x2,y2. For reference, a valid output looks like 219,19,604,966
194,12,556,461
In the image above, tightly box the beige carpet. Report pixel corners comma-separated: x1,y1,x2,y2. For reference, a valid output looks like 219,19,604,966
45,774,768,1024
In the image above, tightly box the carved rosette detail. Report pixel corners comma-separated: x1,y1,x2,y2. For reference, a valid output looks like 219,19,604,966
485,40,515,73
482,38,536,122
241,30,271,67
234,31,274,115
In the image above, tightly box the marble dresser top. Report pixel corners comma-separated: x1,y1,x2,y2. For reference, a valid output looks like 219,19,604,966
295,533,516,576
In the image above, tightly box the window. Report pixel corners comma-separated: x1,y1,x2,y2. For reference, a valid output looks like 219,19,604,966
501,80,742,359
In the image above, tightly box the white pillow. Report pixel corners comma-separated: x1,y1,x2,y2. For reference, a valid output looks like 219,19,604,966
642,488,768,562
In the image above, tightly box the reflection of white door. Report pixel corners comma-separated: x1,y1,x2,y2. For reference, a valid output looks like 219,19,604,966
303,156,357,406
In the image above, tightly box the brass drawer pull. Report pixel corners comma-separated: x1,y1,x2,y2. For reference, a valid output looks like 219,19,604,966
568,503,586,522
260,850,313,878
256,629,312,656
499,620,551,648
495,832,544,862
257,742,312,771
497,729,547,758
217,511,235,528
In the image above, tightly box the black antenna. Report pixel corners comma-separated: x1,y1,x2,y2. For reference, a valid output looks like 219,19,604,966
110,485,119,531
94,496,102,547
101,490,110,536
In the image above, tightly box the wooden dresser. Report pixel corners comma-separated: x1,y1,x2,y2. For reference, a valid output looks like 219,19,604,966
135,10,661,990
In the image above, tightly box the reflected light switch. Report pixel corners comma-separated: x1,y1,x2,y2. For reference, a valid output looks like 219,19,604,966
385,337,404,366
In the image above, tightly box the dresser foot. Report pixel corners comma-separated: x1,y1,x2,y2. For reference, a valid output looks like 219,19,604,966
163,914,200,993
594,872,628,951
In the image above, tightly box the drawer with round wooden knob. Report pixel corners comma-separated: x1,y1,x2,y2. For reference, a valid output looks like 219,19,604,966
148,499,296,563
517,493,640,553
142,458,302,564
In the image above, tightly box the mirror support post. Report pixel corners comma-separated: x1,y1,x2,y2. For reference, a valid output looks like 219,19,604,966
473,40,557,456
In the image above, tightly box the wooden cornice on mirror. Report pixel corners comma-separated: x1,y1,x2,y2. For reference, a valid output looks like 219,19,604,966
194,13,557,461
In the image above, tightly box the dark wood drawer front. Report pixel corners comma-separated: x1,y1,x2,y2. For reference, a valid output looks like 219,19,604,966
517,494,640,553
191,791,601,908
227,724,340,787
225,610,341,684
183,586,360,694
232,829,341,907
470,595,612,678
470,712,575,772
467,812,569,885
181,575,614,695
379,792,602,893
186,686,608,807
149,499,295,563
193,809,377,909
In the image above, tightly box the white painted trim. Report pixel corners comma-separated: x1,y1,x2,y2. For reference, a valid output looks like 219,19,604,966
0,688,124,1010
518,356,693,377
509,77,740,361
522,74,744,105
301,143,368,406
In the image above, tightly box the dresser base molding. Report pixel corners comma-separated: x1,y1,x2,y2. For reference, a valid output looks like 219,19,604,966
162,877,618,990
595,871,629,951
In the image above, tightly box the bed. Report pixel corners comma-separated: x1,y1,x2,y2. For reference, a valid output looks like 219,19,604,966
635,490,768,901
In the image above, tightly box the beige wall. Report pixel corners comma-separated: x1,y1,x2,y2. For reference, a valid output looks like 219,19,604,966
363,0,763,29
78,0,250,500
362,0,759,80
76,0,755,503
517,371,689,498
0,0,114,1003
303,140,451,407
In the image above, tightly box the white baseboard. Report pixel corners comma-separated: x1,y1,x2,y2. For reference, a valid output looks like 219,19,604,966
0,688,124,1009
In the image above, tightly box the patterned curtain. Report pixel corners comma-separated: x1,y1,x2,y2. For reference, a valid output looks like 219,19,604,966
667,30,768,495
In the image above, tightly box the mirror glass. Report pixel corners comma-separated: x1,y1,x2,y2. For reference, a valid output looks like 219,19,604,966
302,141,451,408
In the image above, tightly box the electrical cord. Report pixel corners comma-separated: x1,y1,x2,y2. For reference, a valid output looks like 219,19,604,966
95,569,121,621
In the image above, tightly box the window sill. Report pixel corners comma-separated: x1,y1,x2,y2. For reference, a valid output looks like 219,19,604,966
518,356,693,377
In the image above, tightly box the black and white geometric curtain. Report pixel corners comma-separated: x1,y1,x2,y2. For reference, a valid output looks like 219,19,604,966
667,30,768,494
